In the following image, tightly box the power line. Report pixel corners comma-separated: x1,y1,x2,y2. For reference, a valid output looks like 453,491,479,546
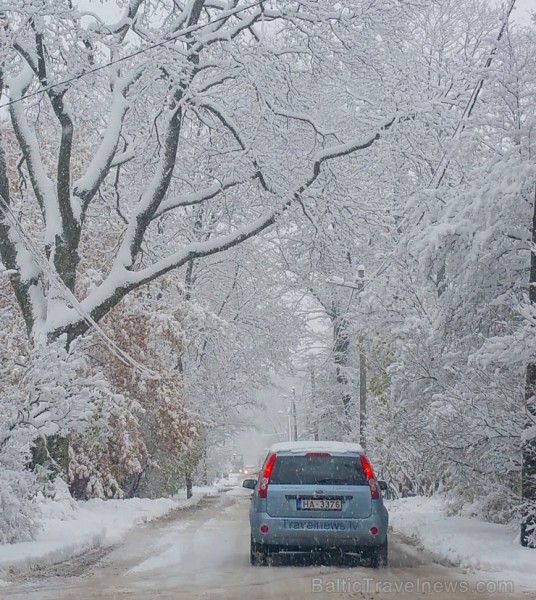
0,0,263,110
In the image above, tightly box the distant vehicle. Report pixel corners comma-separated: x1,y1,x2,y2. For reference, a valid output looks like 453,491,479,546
242,441,389,567
241,465,258,476
231,453,244,472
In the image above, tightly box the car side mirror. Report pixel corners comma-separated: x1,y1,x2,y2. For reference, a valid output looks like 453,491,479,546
378,480,388,492
242,479,257,490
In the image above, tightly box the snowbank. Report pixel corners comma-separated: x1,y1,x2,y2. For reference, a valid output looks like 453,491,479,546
0,484,220,583
388,496,536,590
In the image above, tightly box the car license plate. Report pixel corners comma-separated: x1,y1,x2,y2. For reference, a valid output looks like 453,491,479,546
297,498,342,510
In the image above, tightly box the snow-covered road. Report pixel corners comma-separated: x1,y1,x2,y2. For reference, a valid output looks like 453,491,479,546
3,488,526,600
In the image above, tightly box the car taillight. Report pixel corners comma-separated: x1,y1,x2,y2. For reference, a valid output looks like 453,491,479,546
258,453,277,498
305,452,331,457
360,454,380,500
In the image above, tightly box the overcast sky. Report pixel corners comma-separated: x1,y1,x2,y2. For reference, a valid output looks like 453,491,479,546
511,0,535,25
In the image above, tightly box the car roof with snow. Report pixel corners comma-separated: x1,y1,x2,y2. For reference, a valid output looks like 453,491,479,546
268,441,364,455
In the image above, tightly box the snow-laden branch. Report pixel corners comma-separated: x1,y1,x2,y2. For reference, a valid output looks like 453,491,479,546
126,209,277,288
194,97,271,191
12,28,83,290
0,193,47,336
192,3,264,47
51,113,396,339
262,97,338,138
194,66,240,94
0,266,17,278
155,175,244,217
0,196,155,375
110,145,135,168
7,65,60,244
73,69,141,214
192,97,246,148
311,115,396,166
262,7,343,24
116,102,184,269
109,0,144,42
83,0,143,42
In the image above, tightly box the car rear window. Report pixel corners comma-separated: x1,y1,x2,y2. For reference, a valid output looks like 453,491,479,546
269,455,368,485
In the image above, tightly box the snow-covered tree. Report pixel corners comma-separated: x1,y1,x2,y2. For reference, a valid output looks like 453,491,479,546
0,0,403,348
378,9,536,540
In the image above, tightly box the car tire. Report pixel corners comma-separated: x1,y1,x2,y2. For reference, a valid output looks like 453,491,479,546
368,538,388,568
250,537,268,566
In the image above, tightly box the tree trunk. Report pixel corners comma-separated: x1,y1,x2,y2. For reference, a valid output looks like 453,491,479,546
310,366,319,440
333,315,352,427
186,472,193,499
521,185,536,548
521,372,536,548
31,435,69,479
202,441,209,486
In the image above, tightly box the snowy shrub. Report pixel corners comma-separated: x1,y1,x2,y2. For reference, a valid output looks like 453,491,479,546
0,316,118,540
0,469,39,544
82,288,205,499
12,338,107,438
0,301,39,542
521,510,536,548
68,394,147,500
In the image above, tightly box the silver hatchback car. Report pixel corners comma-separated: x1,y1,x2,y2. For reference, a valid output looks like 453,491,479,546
242,441,388,567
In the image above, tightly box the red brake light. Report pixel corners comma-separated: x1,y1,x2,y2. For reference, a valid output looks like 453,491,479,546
360,454,380,500
258,453,276,498
360,454,375,479
305,452,331,457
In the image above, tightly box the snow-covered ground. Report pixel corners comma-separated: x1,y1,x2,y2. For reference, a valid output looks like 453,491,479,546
0,478,233,585
388,496,536,590
4,484,535,596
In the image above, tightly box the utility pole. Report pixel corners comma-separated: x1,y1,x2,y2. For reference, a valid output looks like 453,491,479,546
291,386,298,442
326,265,367,449
288,408,292,442
279,391,295,442
310,365,319,440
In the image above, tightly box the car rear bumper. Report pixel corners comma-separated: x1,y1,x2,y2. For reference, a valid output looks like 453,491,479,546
249,511,388,549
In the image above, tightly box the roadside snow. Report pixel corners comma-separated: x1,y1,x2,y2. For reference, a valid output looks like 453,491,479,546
0,483,221,583
388,496,536,590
